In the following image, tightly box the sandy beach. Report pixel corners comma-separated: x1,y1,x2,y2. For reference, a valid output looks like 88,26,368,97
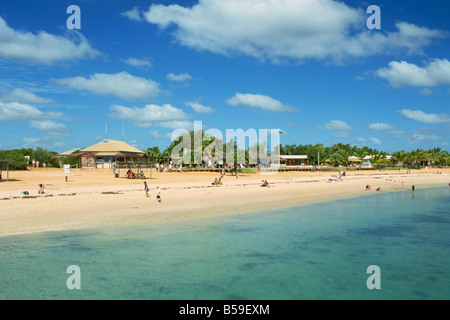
0,167,449,237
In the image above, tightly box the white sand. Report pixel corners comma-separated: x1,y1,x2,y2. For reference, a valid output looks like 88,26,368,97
0,167,449,237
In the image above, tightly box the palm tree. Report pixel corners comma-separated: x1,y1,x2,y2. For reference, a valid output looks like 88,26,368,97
408,149,423,167
371,154,387,170
330,150,348,166
353,149,367,160
437,152,449,168
428,148,442,168
392,151,407,168
417,149,430,168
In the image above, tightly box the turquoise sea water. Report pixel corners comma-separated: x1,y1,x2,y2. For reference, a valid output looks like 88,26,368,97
0,187,449,300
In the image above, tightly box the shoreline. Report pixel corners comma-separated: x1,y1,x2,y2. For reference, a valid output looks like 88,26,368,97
0,168,449,238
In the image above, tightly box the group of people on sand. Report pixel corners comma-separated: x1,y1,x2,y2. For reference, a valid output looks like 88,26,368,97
365,181,416,192
144,181,161,202
328,175,343,182
154,162,183,173
365,185,382,192
211,170,228,186
18,183,45,196
125,169,146,179
31,160,46,168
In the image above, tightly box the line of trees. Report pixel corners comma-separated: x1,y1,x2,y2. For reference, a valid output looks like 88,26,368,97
1,138,449,171
141,131,450,168
0,147,59,170
279,145,450,168
392,148,450,168
146,131,270,165
279,143,379,166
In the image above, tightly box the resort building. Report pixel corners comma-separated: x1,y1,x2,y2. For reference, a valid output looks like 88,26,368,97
362,155,373,168
348,156,362,167
279,155,308,166
63,139,145,169
385,155,396,164
361,155,396,168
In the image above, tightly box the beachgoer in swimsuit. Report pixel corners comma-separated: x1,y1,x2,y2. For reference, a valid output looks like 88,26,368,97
156,187,161,203
144,181,150,197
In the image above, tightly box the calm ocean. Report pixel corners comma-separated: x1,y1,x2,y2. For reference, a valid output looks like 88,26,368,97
0,187,448,300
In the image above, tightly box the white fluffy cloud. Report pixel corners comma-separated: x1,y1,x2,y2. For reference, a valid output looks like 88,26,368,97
53,72,161,100
2,88,54,104
369,122,395,131
407,130,442,144
0,101,61,121
141,0,445,63
0,17,99,64
226,93,296,112
320,120,352,131
185,101,214,114
375,59,450,88
369,137,382,146
167,73,192,82
109,104,191,129
399,109,450,124
122,57,152,68
29,120,68,132
121,7,142,22
28,120,70,142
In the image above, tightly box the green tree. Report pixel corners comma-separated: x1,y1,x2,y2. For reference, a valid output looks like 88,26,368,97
393,151,408,168
329,149,348,166
164,130,224,166
427,148,442,168
0,150,28,170
353,149,368,160
31,147,58,166
370,154,388,169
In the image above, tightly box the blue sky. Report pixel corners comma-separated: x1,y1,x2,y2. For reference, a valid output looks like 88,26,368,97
0,0,449,153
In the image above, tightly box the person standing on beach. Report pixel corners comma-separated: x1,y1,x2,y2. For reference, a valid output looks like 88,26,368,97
156,186,161,203
412,185,415,192
144,181,150,197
